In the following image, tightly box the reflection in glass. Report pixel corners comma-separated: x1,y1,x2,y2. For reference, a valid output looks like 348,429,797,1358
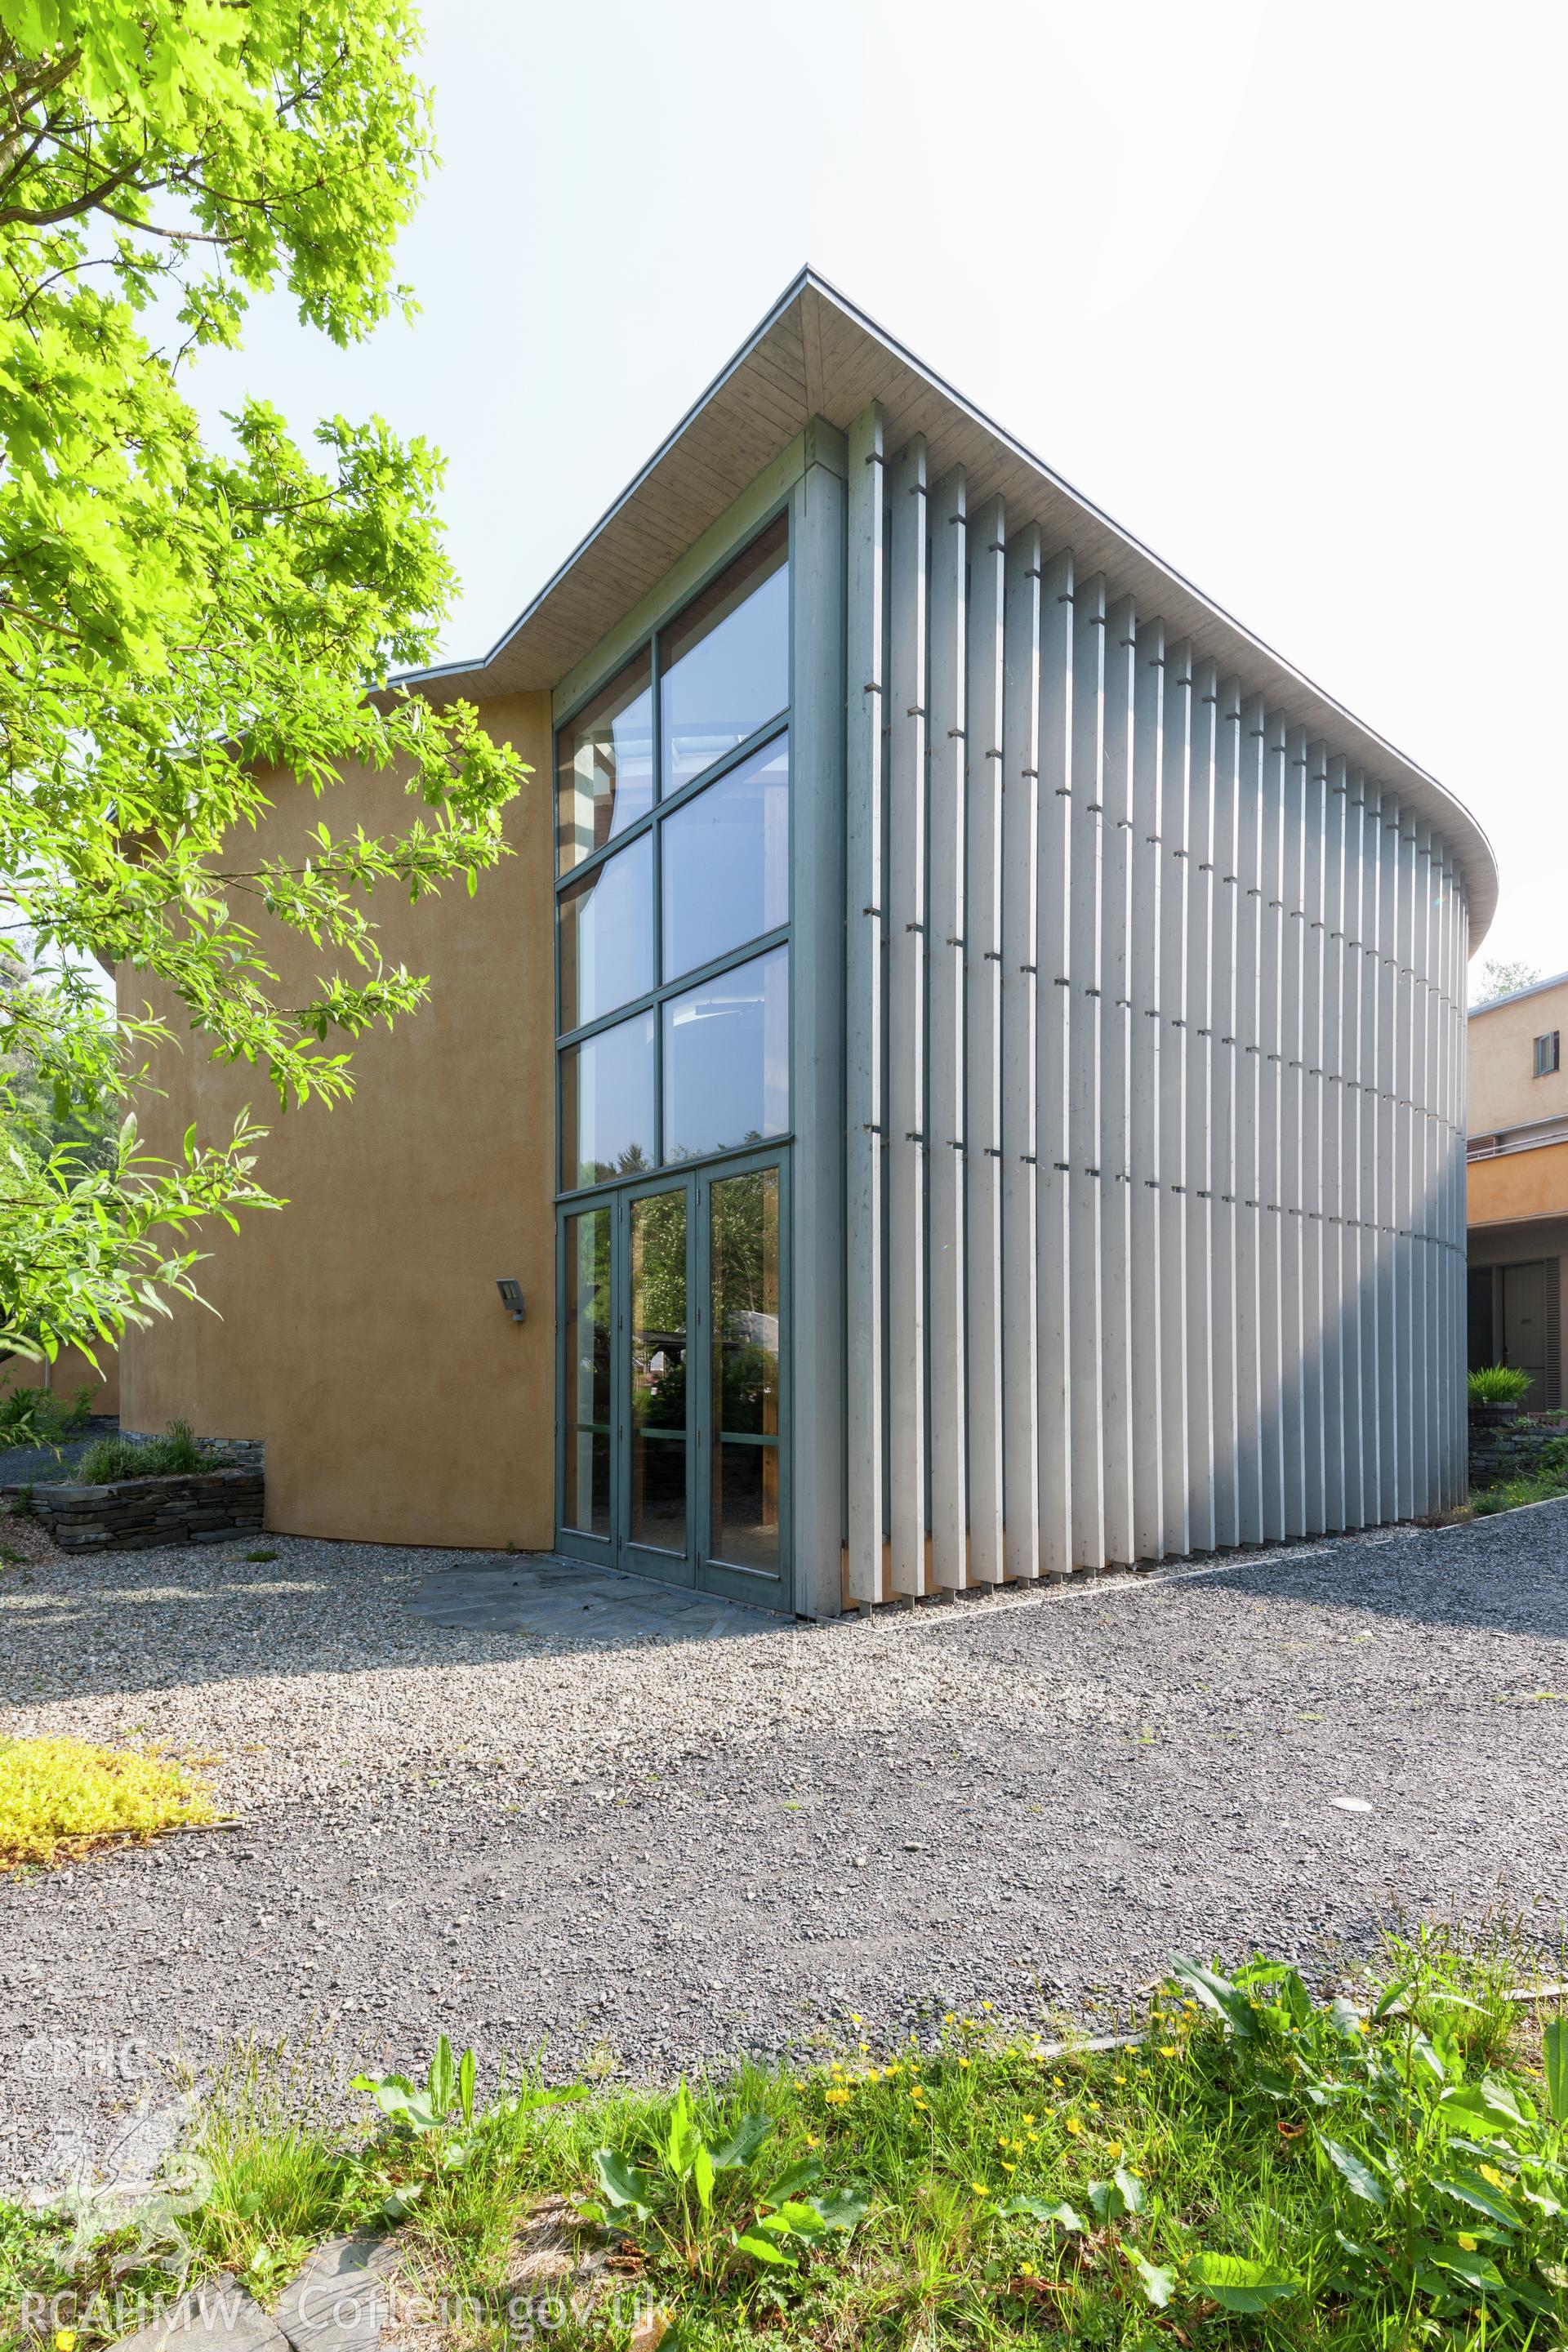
558,834,653,1033
660,517,788,795
630,1188,688,1552
563,1208,611,1536
559,1010,655,1190
662,946,788,1164
710,1168,780,1572
662,735,788,982
556,654,653,872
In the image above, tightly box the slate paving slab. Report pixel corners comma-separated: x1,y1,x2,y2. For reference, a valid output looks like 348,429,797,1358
274,2235,397,2352
110,2276,287,2352
405,1554,768,1643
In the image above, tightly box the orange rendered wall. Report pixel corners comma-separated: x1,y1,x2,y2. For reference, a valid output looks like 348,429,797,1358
1467,1141,1568,1229
118,693,556,1548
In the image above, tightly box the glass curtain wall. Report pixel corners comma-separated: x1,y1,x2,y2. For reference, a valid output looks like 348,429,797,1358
554,514,792,1592
555,514,791,1192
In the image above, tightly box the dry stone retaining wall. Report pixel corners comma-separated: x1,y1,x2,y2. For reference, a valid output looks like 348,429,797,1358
5,1459,265,1551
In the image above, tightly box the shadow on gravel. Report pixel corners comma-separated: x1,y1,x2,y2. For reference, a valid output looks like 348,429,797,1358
1158,1513,1568,1642
6,1502,1566,1714
0,1538,795,1707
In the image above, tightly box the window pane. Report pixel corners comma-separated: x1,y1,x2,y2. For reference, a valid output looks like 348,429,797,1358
710,1167,780,1572
662,945,788,1163
559,834,653,1032
662,734,788,982
563,1207,611,1536
559,1010,655,1189
556,654,653,872
660,517,787,795
630,1187,688,1553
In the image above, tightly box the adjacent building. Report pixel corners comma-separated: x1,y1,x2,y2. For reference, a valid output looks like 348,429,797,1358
120,272,1499,1612
1467,973,1568,1407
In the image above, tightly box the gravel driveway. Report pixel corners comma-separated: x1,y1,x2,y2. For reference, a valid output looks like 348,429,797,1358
2,1504,1566,2189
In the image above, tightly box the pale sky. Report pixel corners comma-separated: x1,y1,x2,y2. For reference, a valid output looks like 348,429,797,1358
178,0,1566,993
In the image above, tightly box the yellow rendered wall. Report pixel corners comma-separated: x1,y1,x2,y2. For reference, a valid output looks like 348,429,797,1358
1468,979,1568,1135
118,692,556,1548
0,1344,119,1416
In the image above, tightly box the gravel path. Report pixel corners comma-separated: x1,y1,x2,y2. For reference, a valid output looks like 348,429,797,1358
2,1504,1566,2189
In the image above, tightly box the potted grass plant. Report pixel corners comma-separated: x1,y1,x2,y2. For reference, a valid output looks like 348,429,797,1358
1467,1363,1532,1428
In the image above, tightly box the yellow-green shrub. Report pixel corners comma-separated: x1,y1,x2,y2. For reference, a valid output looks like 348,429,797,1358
0,1735,216,1869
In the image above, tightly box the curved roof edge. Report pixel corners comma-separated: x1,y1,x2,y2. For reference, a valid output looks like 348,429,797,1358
401,266,1498,944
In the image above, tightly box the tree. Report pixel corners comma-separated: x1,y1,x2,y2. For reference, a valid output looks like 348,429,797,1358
1474,959,1542,1005
0,1,525,1364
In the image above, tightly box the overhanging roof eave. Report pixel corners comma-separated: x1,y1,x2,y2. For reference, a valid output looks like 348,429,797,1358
397,268,1499,942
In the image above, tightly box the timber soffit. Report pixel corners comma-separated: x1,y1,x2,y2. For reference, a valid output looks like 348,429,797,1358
401,266,1499,942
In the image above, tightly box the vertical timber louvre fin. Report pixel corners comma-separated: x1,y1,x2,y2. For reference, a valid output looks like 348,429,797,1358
1129,615,1165,1561
844,402,885,1606
1069,569,1107,1567
1035,542,1073,1575
927,466,969,1587
1003,526,1044,1579
964,493,1007,1583
887,435,929,1595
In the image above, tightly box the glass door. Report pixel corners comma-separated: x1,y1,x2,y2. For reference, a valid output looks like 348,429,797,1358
702,1160,788,1609
626,1176,696,1585
556,1157,790,1612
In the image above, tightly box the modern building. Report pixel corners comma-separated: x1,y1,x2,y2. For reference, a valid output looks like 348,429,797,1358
122,272,1499,1614
1467,972,1568,1407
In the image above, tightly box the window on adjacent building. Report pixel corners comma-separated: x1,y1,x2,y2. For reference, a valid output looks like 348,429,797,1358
554,515,791,1191
1535,1031,1560,1077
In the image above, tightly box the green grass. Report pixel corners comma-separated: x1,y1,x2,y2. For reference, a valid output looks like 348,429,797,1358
3,1927,1564,2350
1468,1365,1534,1409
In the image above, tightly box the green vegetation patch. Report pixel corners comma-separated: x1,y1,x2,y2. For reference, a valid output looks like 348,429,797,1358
1472,1431,1568,1517
74,1420,226,1486
2,1929,1564,2347
0,1385,94,1454
0,1735,216,1871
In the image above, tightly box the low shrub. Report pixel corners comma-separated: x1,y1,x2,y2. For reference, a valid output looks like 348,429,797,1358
1472,1432,1568,1515
1469,1363,1533,1407
74,1419,225,1484
0,1735,216,1870
0,1383,95,1451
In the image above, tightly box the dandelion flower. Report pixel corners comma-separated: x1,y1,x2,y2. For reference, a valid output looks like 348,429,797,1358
1065,2116,1082,2136
1158,2044,1178,2059
804,2135,819,2149
1456,2232,1479,2252
1106,2140,1123,2162
55,2336,77,2352
1022,2112,1036,2125
958,2056,971,2070
1018,2261,1036,2278
1052,2074,1066,2089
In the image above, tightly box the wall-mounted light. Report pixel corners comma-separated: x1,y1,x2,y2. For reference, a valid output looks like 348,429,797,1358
496,1278,526,1324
